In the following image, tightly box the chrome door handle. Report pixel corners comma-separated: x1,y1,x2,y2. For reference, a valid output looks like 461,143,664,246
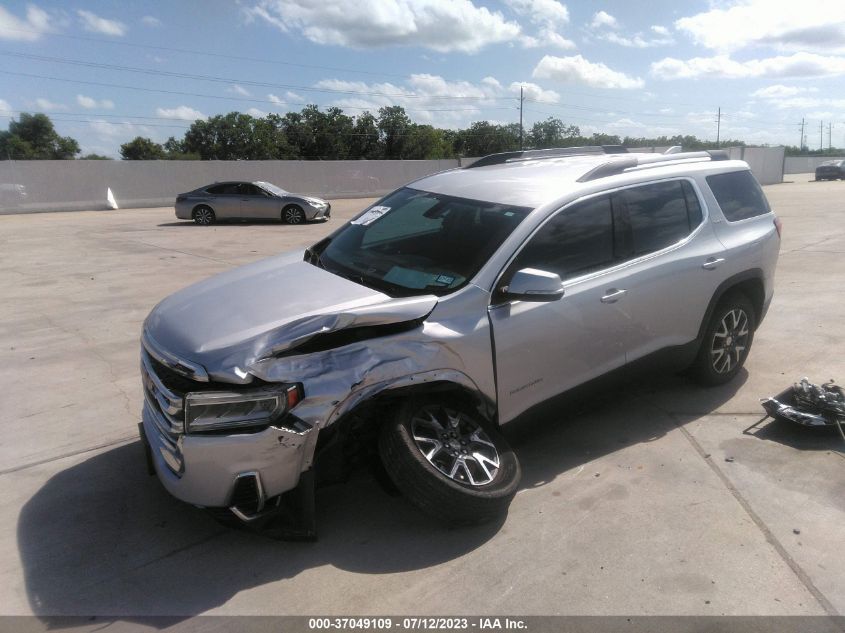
600,288,627,303
702,257,725,270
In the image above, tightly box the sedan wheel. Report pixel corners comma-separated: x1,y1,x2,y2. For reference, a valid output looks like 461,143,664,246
283,205,306,225
193,206,215,226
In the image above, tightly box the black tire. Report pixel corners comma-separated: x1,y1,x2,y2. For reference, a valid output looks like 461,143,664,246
193,205,215,226
692,292,756,386
283,205,306,225
378,396,521,525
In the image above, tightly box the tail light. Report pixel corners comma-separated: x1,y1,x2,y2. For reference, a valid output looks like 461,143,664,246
774,216,783,238
176,195,187,202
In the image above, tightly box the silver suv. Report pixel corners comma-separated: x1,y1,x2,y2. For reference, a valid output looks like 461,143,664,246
139,147,780,537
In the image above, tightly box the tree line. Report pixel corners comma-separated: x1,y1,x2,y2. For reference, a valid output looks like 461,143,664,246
2,107,756,162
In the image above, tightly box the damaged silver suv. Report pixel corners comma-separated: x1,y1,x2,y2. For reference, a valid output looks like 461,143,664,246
139,146,780,537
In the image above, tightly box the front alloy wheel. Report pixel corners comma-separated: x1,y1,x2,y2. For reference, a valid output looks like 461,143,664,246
379,397,521,525
411,406,500,486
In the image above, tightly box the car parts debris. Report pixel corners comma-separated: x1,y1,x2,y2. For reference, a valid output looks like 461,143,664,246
760,377,845,443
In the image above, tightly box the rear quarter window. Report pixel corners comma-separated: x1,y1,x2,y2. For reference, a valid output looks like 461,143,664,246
706,170,770,222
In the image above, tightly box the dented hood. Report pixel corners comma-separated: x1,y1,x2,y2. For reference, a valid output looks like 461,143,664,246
143,251,438,381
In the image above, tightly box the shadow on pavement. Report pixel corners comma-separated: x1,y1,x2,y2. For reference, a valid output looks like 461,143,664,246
18,368,744,619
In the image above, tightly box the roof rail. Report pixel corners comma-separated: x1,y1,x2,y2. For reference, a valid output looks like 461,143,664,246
465,145,629,169
576,149,732,183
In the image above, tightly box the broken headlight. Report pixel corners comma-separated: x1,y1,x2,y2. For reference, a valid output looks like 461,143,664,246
184,384,302,434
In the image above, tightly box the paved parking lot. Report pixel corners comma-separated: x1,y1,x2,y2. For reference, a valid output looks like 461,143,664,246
0,173,843,620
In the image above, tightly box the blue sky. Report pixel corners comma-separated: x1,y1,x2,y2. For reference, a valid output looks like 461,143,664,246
0,0,842,157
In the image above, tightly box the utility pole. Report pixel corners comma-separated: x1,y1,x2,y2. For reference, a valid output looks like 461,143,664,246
800,118,805,152
715,107,721,147
828,122,833,151
820,120,824,151
519,85,524,150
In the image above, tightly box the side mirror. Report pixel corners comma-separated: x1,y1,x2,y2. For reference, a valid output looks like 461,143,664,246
501,268,564,302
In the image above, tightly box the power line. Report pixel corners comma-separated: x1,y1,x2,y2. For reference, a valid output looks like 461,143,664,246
0,50,517,102
0,25,467,83
0,71,515,114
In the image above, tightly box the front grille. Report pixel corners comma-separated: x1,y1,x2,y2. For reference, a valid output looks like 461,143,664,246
141,349,188,440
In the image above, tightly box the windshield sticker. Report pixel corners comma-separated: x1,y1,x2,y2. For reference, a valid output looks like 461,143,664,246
434,274,455,286
351,205,390,225
383,266,438,289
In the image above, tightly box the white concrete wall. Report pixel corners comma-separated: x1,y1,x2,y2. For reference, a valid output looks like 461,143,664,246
724,146,785,185
0,147,787,214
784,156,845,174
0,159,460,214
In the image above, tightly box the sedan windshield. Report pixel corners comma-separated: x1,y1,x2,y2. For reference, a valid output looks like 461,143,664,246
309,187,531,297
257,181,288,196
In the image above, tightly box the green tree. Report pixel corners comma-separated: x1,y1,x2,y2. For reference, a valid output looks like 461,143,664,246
0,113,80,159
348,112,381,159
184,112,293,160
527,117,580,149
455,121,520,156
378,106,412,159
79,153,112,160
120,136,165,160
404,124,453,159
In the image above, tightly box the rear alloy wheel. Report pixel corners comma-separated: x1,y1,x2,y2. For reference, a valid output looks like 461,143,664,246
193,205,215,226
379,397,521,525
692,292,756,386
283,205,306,225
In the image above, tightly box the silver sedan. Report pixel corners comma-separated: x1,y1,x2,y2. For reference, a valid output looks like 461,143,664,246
175,181,331,225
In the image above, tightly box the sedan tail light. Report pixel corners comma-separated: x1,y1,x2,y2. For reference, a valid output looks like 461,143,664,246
176,195,187,202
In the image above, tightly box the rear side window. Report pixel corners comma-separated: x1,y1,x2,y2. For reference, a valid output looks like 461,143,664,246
206,183,239,195
706,170,770,222
510,195,614,281
617,181,694,256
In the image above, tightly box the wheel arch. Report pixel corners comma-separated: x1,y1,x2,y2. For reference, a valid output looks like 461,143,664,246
312,373,496,480
696,269,765,344
191,202,215,217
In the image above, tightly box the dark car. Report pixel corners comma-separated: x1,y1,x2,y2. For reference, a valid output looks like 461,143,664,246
175,181,331,225
815,160,845,181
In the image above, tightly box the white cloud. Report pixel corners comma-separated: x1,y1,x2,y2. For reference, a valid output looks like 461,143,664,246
246,107,268,117
751,84,818,99
675,0,845,54
77,10,126,36
34,98,67,111
244,0,521,53
76,95,114,109
651,52,845,80
588,12,672,47
0,98,11,116
141,15,161,27
510,81,559,103
505,0,568,25
590,10,618,30
521,26,575,49
599,30,674,48
0,4,55,40
309,73,527,127
155,106,206,120
230,84,252,97
285,91,304,101
268,93,291,106
533,54,645,89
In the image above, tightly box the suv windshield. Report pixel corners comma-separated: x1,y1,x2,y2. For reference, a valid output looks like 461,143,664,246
310,187,532,297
